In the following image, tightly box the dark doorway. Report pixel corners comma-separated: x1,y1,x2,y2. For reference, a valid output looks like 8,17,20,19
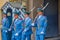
44,0,58,37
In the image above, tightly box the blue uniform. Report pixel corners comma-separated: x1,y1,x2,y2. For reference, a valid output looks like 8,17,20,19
2,17,9,40
22,17,32,40
12,18,23,40
35,15,47,40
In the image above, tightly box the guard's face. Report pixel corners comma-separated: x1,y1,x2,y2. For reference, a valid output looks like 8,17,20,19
37,12,43,15
24,14,28,18
3,14,6,18
14,14,18,19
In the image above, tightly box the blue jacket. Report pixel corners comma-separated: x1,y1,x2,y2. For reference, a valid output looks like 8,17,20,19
23,17,32,35
11,18,24,39
35,15,47,35
14,18,23,34
2,17,9,30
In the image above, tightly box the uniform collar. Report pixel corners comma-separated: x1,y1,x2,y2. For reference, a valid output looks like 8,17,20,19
3,17,6,19
15,18,19,22
38,15,43,19
25,17,29,20
25,17,29,21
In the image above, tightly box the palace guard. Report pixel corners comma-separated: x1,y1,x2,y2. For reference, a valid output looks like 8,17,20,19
11,10,24,40
2,11,9,40
34,8,47,40
22,11,32,40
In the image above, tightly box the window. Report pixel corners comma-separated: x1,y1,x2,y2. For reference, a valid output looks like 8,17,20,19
9,0,18,2
22,0,27,6
9,0,28,6
9,0,14,2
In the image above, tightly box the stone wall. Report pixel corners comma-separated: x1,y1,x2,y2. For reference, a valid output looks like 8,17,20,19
58,0,60,35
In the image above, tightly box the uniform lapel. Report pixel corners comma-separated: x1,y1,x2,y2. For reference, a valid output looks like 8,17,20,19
37,15,43,29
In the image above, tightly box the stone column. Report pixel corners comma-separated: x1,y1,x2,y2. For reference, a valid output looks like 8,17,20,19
28,0,34,19
28,0,34,40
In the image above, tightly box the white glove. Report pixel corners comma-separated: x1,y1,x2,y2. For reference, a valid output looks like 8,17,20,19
15,33,18,36
40,32,44,34
8,28,11,31
31,23,34,26
5,30,7,32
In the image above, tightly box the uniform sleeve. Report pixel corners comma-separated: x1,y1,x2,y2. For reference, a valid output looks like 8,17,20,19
17,20,24,34
6,19,10,28
2,19,6,26
16,19,24,29
21,20,24,29
25,19,32,27
24,19,32,32
41,17,47,32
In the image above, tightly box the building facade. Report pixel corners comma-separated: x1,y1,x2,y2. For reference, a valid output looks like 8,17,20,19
9,0,60,38
0,0,60,40
0,0,9,25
